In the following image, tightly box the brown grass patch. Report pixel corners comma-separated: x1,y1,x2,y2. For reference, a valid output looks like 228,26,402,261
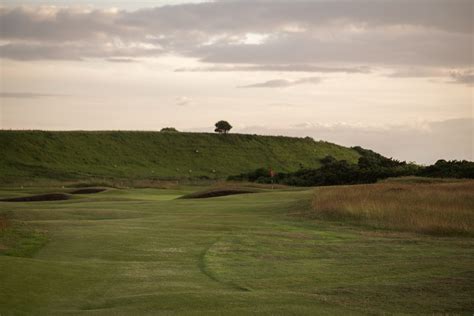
0,215,10,251
0,215,9,231
308,181,474,236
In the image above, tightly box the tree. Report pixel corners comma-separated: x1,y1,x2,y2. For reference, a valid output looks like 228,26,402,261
214,120,232,134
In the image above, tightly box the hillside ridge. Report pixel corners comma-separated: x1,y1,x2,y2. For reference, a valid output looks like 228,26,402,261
0,130,360,182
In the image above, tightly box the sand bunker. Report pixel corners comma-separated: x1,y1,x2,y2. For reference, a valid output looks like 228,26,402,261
180,188,258,199
0,193,71,202
70,188,107,195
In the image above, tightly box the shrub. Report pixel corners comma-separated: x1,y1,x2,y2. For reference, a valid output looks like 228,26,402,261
160,127,179,133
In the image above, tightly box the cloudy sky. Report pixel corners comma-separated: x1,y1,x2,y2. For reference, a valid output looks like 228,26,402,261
0,0,472,164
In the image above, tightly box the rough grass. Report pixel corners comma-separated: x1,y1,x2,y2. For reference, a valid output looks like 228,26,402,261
382,176,466,184
0,130,360,183
308,181,474,236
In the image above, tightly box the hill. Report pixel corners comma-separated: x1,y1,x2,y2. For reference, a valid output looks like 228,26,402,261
0,131,360,183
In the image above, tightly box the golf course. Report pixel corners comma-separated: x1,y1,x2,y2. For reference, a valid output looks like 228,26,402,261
2,1,473,313
1,180,473,314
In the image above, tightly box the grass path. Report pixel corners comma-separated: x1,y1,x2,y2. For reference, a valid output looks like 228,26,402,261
0,187,473,314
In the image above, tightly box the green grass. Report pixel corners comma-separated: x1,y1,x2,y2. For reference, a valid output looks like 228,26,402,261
0,222,48,257
0,131,360,184
0,186,472,314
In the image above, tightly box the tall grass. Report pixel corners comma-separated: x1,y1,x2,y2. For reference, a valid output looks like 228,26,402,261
310,181,474,236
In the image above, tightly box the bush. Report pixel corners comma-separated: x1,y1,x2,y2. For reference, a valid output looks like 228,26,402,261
160,127,179,133
418,160,474,178
228,147,422,186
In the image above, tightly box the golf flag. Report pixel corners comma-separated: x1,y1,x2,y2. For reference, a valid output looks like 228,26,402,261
270,168,275,178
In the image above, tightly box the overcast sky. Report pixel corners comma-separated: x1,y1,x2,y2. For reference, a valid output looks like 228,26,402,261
0,0,472,164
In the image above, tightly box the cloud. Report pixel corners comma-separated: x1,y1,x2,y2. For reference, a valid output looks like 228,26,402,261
106,58,138,63
0,92,65,98
449,70,474,85
120,1,472,34
194,30,471,68
240,76,321,88
236,118,474,164
175,64,371,73
0,1,471,74
0,41,163,61
175,96,192,106
386,67,448,78
0,6,129,42
385,67,474,83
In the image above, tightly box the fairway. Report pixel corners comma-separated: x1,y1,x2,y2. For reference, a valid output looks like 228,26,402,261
0,187,473,314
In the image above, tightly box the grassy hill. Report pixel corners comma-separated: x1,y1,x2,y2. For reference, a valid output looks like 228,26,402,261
0,131,360,183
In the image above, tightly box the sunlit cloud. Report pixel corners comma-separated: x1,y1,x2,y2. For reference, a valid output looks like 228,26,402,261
239,77,322,88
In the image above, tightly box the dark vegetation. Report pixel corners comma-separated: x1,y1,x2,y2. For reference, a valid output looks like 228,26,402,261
0,193,71,202
229,146,474,186
418,159,474,178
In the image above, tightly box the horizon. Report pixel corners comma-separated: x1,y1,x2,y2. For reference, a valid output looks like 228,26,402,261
0,0,473,164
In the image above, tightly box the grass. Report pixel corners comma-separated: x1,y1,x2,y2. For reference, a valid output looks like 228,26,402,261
0,183,473,314
0,131,360,184
307,181,474,236
0,216,48,257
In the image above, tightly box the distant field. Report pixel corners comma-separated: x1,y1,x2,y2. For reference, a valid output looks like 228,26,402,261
307,180,474,236
0,183,473,314
0,131,360,184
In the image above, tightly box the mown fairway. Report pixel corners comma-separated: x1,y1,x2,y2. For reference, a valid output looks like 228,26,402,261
0,186,473,314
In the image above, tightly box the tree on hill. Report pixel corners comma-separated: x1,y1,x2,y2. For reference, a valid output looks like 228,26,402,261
160,127,179,133
214,120,232,134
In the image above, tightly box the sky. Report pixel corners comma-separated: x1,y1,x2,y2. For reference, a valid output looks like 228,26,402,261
0,0,472,164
